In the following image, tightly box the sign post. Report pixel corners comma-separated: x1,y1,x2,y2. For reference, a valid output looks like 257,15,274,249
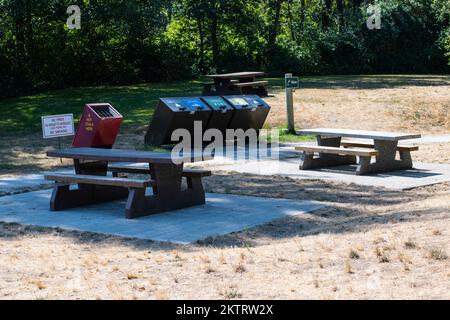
285,74,299,134
42,114,75,162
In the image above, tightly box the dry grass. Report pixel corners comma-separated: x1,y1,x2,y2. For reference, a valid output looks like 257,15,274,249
428,249,448,261
264,75,450,135
0,176,448,300
0,75,449,299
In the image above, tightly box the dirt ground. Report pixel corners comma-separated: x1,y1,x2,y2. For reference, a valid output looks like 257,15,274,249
0,177,448,300
0,76,449,300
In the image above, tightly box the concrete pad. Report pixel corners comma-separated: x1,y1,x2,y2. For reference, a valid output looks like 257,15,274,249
195,146,299,167
411,134,450,145
212,159,450,190
0,189,324,244
0,169,73,194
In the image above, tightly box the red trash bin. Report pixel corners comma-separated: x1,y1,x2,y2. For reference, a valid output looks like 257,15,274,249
72,103,123,148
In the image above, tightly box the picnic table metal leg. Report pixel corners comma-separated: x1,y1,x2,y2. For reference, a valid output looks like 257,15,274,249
125,163,207,219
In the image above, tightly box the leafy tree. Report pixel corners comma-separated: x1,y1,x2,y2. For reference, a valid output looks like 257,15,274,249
0,0,448,98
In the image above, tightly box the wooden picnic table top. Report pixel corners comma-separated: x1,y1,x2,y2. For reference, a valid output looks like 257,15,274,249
47,148,207,164
297,128,421,141
206,71,265,79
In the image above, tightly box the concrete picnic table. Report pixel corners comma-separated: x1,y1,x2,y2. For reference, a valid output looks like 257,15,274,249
45,148,211,219
203,71,268,97
296,128,422,175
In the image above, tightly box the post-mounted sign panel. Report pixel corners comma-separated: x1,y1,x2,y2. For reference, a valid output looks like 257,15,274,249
285,76,299,89
42,114,75,139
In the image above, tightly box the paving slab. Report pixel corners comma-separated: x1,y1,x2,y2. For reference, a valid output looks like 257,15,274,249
0,190,324,244
410,134,450,145
0,169,73,194
211,159,450,190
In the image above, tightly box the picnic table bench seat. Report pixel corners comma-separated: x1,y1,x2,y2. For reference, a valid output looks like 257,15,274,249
295,145,379,157
295,145,378,175
107,165,212,178
232,80,269,87
45,173,155,188
203,71,268,97
341,140,419,152
202,79,238,87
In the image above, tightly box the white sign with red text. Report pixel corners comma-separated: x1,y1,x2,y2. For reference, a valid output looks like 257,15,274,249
41,114,75,139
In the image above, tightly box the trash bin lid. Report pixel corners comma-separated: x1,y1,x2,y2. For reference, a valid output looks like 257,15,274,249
201,96,234,111
223,96,251,109
161,97,210,112
242,95,270,109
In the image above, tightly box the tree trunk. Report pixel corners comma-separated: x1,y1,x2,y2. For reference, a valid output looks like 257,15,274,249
322,0,332,30
299,0,306,31
336,0,344,27
287,0,296,41
209,13,219,72
267,0,284,66
198,19,206,75
11,0,32,89
352,0,363,13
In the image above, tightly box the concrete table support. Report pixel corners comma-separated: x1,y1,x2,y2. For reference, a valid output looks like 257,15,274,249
297,129,421,175
299,136,357,170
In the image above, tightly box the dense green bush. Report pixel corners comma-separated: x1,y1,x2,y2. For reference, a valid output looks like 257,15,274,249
0,0,448,98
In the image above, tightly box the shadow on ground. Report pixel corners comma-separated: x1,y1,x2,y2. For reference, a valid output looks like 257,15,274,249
1,173,448,251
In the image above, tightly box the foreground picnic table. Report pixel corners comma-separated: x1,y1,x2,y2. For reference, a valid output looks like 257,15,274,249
45,148,211,219
295,128,421,175
203,71,268,97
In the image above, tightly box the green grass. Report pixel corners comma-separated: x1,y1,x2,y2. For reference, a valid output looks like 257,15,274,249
260,130,315,144
278,131,315,143
3,74,447,138
138,146,172,152
0,80,203,135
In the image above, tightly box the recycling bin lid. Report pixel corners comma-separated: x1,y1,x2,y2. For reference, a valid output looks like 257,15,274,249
241,95,270,109
87,103,123,118
160,97,210,112
201,96,234,111
222,96,251,110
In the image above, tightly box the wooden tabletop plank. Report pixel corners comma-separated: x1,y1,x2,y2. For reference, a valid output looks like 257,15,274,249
206,71,265,79
46,148,207,164
297,128,421,141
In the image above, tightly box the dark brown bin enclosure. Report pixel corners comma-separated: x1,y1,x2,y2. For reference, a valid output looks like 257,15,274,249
201,96,235,136
223,95,271,133
145,97,212,147
72,103,123,149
